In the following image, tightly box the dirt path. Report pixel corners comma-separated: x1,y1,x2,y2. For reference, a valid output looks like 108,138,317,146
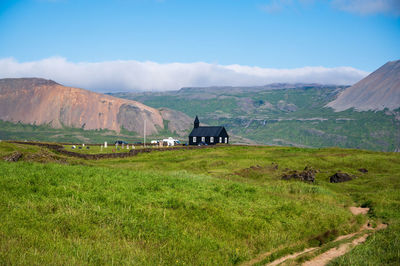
243,206,387,266
268,248,316,266
302,221,387,266
349,206,369,215
302,234,369,266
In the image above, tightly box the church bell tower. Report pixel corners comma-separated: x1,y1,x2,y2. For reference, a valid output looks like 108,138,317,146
194,116,200,128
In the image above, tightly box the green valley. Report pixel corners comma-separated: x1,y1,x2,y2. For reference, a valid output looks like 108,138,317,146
110,85,400,151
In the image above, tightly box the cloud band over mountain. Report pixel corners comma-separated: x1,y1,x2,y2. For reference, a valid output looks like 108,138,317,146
0,57,368,92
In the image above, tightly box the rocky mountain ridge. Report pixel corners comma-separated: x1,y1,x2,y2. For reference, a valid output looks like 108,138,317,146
327,60,400,111
0,78,191,135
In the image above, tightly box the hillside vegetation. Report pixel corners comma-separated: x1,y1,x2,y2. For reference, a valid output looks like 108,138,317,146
0,142,399,265
110,85,400,151
0,120,183,144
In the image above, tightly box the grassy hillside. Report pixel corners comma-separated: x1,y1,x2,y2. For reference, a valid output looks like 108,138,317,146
110,86,400,151
0,142,399,265
0,120,183,144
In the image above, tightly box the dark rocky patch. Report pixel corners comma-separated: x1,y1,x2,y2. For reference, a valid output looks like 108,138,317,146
358,168,368,173
329,172,354,183
281,166,317,183
3,152,23,162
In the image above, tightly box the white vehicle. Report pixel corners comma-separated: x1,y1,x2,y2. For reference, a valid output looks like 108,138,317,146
162,137,181,146
151,140,158,144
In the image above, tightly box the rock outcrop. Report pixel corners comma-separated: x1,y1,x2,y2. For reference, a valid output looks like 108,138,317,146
329,172,354,183
3,152,23,162
0,78,191,135
281,166,317,182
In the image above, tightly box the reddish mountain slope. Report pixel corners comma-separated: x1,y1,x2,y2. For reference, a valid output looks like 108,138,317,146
327,60,400,111
0,78,191,135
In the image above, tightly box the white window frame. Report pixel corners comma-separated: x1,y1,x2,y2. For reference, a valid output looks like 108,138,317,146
193,137,196,142
210,137,214,143
225,137,228,143
219,137,222,143
201,137,205,142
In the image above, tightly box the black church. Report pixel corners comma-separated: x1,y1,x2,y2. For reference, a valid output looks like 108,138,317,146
188,116,229,145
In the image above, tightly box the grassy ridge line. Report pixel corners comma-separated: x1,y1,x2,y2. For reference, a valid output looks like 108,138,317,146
9,141,223,160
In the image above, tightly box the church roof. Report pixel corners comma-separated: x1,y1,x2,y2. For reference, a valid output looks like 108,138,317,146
189,126,225,137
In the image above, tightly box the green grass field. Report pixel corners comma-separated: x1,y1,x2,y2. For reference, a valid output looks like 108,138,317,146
0,120,187,145
0,142,399,265
63,144,133,154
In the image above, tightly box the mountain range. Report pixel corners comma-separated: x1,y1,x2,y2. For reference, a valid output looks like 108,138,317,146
110,60,400,151
0,60,399,151
0,78,191,136
327,60,400,111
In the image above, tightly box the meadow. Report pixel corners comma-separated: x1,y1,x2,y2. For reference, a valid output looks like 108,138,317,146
0,142,399,265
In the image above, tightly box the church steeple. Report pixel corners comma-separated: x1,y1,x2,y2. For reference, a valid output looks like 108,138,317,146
194,115,200,128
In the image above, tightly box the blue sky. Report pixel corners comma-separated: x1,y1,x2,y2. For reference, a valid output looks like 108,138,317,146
0,0,399,91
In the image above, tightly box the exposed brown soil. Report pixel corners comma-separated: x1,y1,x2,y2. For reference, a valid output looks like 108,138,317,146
349,206,369,215
242,206,387,266
268,248,316,266
302,234,369,266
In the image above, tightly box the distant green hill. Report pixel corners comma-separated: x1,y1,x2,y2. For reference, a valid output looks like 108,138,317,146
109,85,400,151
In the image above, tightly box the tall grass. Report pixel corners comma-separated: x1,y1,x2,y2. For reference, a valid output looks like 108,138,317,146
0,161,354,265
0,143,399,264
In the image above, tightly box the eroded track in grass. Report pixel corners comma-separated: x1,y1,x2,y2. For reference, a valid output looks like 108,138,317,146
243,207,388,266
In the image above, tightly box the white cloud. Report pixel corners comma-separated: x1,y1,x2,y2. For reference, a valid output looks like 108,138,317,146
0,57,368,92
261,0,400,16
331,0,400,16
262,0,298,13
